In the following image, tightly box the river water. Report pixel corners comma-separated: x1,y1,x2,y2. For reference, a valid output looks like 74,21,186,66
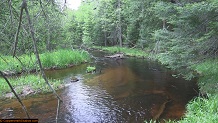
0,51,199,122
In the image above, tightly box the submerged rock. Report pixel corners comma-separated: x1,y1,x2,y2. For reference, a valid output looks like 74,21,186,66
20,86,35,96
70,77,79,82
4,86,35,98
2,70,16,76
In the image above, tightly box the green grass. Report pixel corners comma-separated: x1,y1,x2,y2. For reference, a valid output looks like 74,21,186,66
0,74,63,98
94,46,148,58
0,49,90,73
179,95,218,123
191,59,218,94
40,49,90,68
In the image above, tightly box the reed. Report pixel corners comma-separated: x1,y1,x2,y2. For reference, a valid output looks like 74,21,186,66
179,95,218,123
0,49,90,73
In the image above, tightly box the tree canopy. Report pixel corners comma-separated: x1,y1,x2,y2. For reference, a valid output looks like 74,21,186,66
1,0,218,79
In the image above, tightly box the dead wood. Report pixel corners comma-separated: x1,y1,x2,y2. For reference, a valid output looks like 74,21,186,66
152,99,171,121
105,53,124,59
13,0,25,57
0,71,30,118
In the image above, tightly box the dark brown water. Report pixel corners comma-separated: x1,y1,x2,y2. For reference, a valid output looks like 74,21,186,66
0,51,199,123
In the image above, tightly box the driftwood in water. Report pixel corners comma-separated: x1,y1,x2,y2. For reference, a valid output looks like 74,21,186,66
105,53,124,59
153,99,171,121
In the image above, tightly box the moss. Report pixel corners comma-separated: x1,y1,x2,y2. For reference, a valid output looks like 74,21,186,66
86,66,96,73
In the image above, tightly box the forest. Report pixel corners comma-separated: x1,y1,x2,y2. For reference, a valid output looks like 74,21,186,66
0,0,218,122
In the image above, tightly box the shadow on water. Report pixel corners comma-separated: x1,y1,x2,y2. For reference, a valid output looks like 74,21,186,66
0,51,199,123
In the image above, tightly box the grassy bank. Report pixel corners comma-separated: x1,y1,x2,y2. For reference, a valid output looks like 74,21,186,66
0,49,90,73
0,74,63,99
176,59,218,123
93,46,148,58
0,49,90,98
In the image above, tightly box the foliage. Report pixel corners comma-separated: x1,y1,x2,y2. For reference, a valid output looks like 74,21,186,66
1,0,218,121
0,0,75,55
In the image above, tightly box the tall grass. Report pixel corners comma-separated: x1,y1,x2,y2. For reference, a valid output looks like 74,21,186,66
40,49,90,68
179,95,218,123
192,59,218,94
94,46,148,58
0,49,90,73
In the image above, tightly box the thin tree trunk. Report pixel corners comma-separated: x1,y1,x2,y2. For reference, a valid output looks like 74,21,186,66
104,30,107,46
163,19,166,30
23,0,62,101
117,0,122,47
104,24,107,46
46,22,51,51
22,1,62,122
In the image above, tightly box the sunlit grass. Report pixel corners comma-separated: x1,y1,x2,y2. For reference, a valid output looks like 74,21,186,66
94,46,148,58
191,59,218,94
40,49,90,68
0,74,63,97
178,95,218,123
0,49,90,73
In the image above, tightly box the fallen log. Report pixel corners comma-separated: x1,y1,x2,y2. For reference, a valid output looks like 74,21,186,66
105,53,124,59
153,98,172,121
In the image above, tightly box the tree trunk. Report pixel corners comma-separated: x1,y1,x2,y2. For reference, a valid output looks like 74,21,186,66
163,19,166,30
104,30,107,46
46,22,51,51
117,0,122,47
104,17,107,46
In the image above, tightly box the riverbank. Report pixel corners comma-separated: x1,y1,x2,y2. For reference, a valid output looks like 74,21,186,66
0,49,91,99
1,49,90,75
94,46,218,123
177,59,218,123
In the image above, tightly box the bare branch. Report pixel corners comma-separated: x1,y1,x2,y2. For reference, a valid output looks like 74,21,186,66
0,55,9,64
22,2,63,122
8,0,13,25
13,1,25,57
22,0,62,101
55,99,61,123
0,71,30,118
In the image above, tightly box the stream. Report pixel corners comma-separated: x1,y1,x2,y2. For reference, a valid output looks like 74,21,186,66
0,51,199,122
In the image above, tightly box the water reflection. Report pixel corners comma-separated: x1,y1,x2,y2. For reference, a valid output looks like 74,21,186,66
0,54,199,122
